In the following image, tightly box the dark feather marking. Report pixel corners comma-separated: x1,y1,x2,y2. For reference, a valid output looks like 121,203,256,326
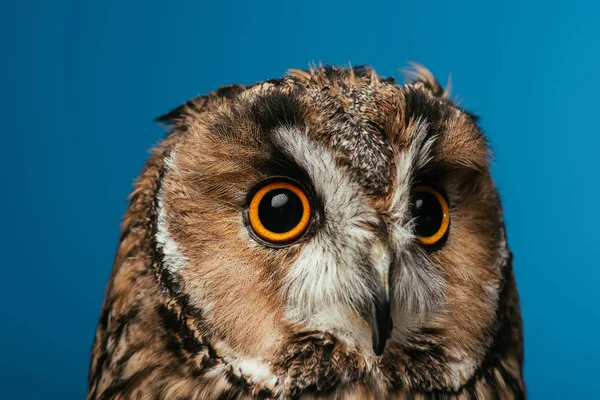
216,84,247,99
148,163,182,296
154,84,246,126
216,390,240,400
223,366,253,393
251,89,305,133
97,366,155,400
464,386,478,400
496,363,523,400
156,299,258,393
88,306,141,398
154,97,206,124
157,302,207,360
430,390,452,400
111,342,145,384
403,87,452,135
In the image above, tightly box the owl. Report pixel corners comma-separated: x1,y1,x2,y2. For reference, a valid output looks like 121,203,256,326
88,64,524,399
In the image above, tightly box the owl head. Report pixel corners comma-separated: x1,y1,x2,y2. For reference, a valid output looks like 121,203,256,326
91,64,523,398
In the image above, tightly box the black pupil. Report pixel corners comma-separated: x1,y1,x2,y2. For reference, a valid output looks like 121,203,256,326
412,191,444,238
258,189,304,234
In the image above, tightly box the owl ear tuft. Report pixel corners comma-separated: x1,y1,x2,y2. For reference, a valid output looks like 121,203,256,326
403,62,451,98
154,97,208,126
154,84,247,127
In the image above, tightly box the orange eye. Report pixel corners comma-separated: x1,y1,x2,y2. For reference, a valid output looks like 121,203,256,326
411,186,450,246
248,181,311,244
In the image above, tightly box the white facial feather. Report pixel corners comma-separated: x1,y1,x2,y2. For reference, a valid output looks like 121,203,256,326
155,148,189,276
272,122,445,351
389,120,445,336
273,127,382,349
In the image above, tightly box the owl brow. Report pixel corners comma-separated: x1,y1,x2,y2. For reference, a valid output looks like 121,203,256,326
412,133,489,173
402,85,489,172
429,124,489,172
411,159,485,193
438,154,488,172
250,89,305,134
424,141,489,172
410,162,447,186
245,88,314,174
259,143,313,183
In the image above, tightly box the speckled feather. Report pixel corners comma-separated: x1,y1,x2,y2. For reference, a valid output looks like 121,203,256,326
88,65,524,399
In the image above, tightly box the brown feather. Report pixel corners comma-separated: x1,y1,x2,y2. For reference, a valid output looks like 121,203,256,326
89,65,524,399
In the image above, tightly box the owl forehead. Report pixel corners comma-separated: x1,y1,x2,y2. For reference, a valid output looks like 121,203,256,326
241,68,479,197
247,72,403,196
292,72,398,196
170,66,488,199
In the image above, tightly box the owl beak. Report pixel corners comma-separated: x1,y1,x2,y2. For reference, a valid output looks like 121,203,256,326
370,244,392,356
371,276,391,356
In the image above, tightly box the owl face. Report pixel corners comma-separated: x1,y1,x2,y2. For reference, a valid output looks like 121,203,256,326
150,66,517,393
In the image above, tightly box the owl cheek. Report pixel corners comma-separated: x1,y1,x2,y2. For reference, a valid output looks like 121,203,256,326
387,246,446,338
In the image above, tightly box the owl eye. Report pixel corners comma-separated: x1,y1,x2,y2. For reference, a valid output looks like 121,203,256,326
248,180,311,244
411,186,450,246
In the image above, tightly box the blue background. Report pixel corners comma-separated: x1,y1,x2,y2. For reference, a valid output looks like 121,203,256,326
2,1,598,398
